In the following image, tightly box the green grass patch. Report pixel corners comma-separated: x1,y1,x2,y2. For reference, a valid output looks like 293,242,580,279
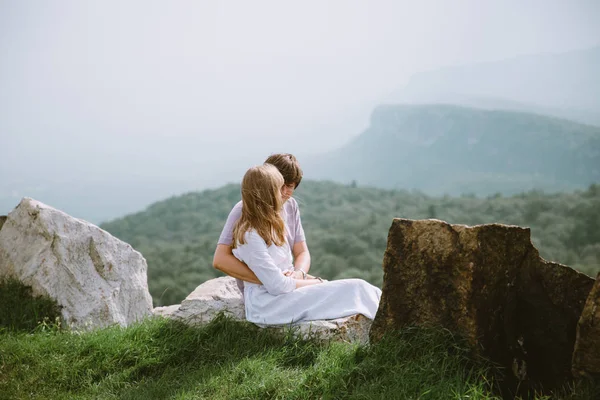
0,277,62,333
0,313,596,399
0,283,597,399
0,315,504,399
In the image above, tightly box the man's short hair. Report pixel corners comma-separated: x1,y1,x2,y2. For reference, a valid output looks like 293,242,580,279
264,153,303,188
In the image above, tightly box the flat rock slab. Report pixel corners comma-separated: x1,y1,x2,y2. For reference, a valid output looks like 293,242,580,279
154,276,372,343
370,218,595,395
0,198,153,329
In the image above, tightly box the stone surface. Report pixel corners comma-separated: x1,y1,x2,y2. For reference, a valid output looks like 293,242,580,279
278,313,371,343
572,271,600,379
0,216,6,231
155,276,372,343
159,276,246,324
0,197,153,329
370,218,595,395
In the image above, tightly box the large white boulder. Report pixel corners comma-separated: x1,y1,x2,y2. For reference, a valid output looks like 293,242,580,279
154,276,373,343
0,198,153,329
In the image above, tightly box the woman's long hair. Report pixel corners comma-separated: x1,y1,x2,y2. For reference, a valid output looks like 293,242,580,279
232,164,286,248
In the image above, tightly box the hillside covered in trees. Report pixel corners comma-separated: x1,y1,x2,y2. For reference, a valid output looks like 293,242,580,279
101,181,600,306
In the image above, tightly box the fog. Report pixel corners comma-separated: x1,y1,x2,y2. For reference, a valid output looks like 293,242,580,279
1,0,599,222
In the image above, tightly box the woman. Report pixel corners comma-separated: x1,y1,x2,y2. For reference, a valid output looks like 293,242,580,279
232,164,381,325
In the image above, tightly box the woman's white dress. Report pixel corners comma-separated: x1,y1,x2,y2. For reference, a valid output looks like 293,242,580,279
232,230,382,325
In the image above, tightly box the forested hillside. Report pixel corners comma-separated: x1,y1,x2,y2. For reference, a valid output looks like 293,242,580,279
101,181,600,306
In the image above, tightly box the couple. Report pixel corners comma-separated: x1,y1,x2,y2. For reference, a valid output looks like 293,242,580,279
213,153,381,326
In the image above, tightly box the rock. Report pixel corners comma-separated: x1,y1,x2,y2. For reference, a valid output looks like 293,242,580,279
152,304,180,318
0,216,6,231
159,276,245,324
156,276,372,343
0,198,153,329
276,313,371,343
572,271,600,379
370,218,595,395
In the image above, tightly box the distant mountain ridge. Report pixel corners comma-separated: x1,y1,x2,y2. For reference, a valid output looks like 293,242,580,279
304,104,600,196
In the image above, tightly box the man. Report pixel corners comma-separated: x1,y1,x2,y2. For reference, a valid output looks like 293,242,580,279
213,153,311,285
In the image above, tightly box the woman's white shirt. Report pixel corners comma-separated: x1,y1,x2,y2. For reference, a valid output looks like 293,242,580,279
232,230,296,296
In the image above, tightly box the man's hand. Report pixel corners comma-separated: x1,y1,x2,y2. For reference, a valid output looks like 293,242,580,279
283,269,318,280
283,269,305,279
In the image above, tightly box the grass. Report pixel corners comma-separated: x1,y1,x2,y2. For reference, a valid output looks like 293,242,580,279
1,315,502,400
1,280,597,399
0,277,62,332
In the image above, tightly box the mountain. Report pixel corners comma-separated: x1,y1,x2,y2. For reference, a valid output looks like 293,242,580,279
388,46,600,126
304,104,600,196
390,93,600,127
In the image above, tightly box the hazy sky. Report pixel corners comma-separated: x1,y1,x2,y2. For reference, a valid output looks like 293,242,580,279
1,0,599,220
